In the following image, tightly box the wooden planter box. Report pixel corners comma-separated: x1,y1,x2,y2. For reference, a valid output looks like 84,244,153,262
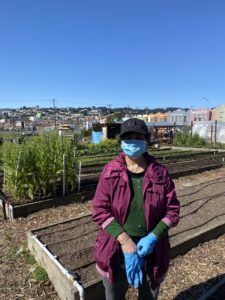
1,189,95,221
27,216,225,300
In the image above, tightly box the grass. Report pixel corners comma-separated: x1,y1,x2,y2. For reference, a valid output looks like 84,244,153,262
4,241,48,282
21,249,36,265
32,265,48,281
19,248,48,281
6,245,20,261
21,249,48,281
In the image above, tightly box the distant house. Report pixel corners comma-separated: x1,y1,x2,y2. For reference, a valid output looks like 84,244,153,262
190,108,212,123
148,112,168,122
215,105,225,122
135,114,149,122
168,109,190,125
87,109,100,116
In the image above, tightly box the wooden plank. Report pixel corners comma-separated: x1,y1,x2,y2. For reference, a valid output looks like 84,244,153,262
27,231,80,300
3,189,95,220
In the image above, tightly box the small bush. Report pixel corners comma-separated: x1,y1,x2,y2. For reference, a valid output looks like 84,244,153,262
76,138,120,156
173,132,208,147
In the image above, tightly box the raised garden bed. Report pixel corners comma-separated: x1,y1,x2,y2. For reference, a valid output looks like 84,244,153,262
27,177,225,300
2,153,225,221
79,155,225,189
1,189,95,221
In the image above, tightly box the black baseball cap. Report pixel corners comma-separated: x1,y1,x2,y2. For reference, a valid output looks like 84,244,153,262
120,118,148,138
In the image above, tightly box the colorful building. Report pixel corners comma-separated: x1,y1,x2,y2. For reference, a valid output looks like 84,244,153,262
215,105,225,122
167,109,190,125
190,108,212,123
148,112,168,122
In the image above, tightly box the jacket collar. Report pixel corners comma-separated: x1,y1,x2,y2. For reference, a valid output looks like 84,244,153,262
104,152,166,184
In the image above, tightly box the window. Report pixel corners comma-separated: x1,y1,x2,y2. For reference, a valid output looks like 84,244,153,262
172,116,174,122
194,114,197,121
175,116,178,122
154,117,157,122
164,117,167,122
220,112,224,119
198,114,202,121
203,114,207,121
184,116,187,122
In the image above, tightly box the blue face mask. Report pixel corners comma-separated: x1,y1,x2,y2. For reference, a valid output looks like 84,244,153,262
121,140,147,158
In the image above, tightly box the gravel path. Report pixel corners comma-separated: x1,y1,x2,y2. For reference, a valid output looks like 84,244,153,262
1,168,225,300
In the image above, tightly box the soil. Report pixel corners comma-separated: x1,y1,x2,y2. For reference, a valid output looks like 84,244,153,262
1,168,225,300
171,176,225,245
80,156,224,189
28,172,225,286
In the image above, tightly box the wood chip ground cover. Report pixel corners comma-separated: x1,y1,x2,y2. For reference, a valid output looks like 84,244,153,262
1,168,225,299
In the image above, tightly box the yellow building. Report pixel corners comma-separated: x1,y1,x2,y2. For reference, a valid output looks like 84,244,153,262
215,105,225,122
148,112,168,122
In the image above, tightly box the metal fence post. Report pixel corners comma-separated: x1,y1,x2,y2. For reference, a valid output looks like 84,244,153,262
214,120,217,147
210,125,213,146
78,161,81,192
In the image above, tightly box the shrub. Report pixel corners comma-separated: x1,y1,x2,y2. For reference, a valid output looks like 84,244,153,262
173,132,208,147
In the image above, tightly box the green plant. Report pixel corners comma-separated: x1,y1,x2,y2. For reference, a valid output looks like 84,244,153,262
2,132,78,202
21,249,36,265
32,265,48,281
6,245,20,261
173,132,208,147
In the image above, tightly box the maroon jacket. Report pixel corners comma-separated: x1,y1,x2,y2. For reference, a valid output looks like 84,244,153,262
92,152,180,289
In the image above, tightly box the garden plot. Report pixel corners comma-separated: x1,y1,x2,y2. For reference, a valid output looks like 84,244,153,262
27,176,225,300
79,154,224,189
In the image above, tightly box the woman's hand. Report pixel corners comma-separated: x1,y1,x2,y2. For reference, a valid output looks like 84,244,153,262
136,232,158,257
117,232,136,253
117,232,143,288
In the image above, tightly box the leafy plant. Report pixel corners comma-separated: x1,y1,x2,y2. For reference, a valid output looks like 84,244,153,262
2,132,78,202
173,132,208,147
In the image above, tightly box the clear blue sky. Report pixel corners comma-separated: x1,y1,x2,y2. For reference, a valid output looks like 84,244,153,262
0,0,225,109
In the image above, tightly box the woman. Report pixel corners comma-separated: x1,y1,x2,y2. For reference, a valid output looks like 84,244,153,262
92,118,180,300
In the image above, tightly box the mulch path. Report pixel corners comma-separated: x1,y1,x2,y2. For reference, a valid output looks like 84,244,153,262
1,168,225,300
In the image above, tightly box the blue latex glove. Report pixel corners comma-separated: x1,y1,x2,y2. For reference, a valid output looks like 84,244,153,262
123,252,144,288
136,233,158,257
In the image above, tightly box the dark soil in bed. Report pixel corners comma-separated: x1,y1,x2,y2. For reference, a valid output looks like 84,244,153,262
31,175,225,286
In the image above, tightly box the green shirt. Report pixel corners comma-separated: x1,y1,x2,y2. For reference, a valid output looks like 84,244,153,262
105,170,169,239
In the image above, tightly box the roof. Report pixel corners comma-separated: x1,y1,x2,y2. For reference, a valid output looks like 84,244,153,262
145,122,184,127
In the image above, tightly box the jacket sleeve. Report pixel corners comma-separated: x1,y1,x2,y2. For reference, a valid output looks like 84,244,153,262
92,165,116,229
161,167,180,228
